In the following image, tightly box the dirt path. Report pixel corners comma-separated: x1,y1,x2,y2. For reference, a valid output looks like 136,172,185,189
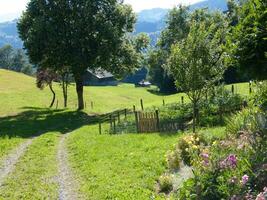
0,139,33,186
57,134,80,200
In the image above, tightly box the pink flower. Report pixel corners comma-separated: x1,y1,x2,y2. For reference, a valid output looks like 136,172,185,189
241,175,249,185
256,193,265,200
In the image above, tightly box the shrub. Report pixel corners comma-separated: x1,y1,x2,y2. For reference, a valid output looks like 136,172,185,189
226,108,267,136
158,174,173,193
166,149,181,170
177,134,207,166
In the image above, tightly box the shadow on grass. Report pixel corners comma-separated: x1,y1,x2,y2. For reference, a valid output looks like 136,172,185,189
146,88,178,96
0,107,101,139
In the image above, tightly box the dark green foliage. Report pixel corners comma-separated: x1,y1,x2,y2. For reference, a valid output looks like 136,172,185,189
18,0,137,109
229,0,267,80
0,45,33,75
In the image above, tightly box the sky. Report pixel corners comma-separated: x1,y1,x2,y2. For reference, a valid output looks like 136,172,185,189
0,0,204,22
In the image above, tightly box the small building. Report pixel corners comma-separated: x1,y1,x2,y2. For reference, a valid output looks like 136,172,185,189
135,80,152,88
83,68,118,86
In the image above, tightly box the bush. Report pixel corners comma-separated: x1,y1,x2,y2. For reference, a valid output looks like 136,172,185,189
226,108,267,136
177,134,207,166
166,149,181,170
158,174,173,193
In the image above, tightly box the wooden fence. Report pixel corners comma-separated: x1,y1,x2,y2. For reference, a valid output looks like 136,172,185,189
135,111,159,133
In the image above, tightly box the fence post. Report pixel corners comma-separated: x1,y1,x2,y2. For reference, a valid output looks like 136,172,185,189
181,96,184,104
91,101,94,109
124,109,127,119
117,111,120,123
134,111,139,133
163,99,165,106
56,100,59,109
109,115,112,134
113,117,116,134
133,105,136,112
140,99,144,111
232,85,234,94
99,122,102,135
249,82,252,94
155,110,160,132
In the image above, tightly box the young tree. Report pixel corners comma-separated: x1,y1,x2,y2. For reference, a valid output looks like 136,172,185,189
168,21,227,132
36,68,58,108
148,5,190,93
59,67,71,108
18,0,136,110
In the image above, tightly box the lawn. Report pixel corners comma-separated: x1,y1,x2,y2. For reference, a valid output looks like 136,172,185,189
0,69,252,199
66,124,181,199
0,69,250,117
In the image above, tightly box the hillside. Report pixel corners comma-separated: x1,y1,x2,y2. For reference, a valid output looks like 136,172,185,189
0,69,183,116
0,69,254,199
0,69,249,117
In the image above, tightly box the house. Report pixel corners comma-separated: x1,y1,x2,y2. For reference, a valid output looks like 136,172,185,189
83,68,118,86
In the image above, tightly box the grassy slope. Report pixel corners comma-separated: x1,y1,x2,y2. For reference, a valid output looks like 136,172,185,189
0,69,250,116
0,69,185,116
0,69,250,198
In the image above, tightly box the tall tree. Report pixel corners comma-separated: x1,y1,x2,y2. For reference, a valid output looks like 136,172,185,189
18,0,136,110
168,21,227,133
229,0,267,80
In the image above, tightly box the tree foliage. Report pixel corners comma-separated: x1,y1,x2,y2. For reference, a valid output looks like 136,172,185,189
36,68,59,108
18,0,137,109
0,45,33,75
229,0,267,80
168,20,227,132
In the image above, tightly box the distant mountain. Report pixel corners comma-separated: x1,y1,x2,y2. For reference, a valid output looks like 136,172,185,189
190,0,228,11
135,0,228,45
0,19,22,48
0,0,228,48
138,8,168,23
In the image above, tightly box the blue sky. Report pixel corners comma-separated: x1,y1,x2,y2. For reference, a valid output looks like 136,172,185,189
0,0,203,22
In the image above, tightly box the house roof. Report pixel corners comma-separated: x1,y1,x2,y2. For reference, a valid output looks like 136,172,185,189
87,68,114,79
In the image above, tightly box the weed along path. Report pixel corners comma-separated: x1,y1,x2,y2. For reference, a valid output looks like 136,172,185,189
0,139,33,186
57,134,80,200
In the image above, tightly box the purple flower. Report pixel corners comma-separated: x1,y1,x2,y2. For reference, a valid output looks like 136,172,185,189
201,153,209,159
241,175,249,185
220,154,238,169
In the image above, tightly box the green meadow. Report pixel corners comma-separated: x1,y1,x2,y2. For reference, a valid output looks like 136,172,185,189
0,69,250,199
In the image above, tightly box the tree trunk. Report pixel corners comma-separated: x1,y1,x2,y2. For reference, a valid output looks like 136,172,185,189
49,83,56,108
74,73,84,110
193,101,197,133
62,74,68,108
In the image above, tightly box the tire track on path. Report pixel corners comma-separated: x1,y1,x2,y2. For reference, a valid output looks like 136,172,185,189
0,139,33,186
57,134,80,200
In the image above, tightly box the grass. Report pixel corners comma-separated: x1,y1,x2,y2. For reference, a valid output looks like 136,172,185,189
67,124,181,199
0,132,60,200
0,69,253,198
0,69,251,117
